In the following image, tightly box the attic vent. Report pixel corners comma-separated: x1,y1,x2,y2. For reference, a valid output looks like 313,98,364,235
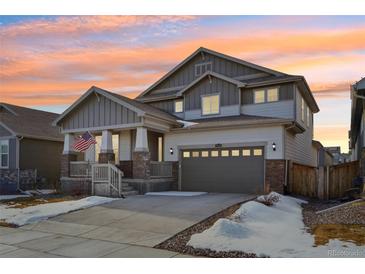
195,62,212,77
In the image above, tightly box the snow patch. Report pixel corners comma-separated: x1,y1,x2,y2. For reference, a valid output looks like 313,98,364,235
145,191,207,197
177,120,198,128
0,195,31,201
0,196,118,226
188,192,363,257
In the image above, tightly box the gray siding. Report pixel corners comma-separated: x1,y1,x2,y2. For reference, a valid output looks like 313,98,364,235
9,138,17,169
19,137,63,186
241,101,294,119
285,129,316,167
185,105,240,120
63,94,141,130
152,52,265,93
149,100,175,114
0,124,12,137
185,77,239,110
241,83,294,105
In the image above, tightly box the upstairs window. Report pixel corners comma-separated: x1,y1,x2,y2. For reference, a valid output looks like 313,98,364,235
254,90,265,104
301,98,305,122
254,87,279,104
202,94,220,115
306,106,311,127
174,100,183,113
0,140,9,168
195,62,212,77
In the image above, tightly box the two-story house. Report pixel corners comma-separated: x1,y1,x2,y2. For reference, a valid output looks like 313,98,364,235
54,47,319,196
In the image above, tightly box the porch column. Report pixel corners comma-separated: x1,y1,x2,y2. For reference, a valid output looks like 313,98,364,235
61,133,77,177
99,130,115,163
132,127,151,179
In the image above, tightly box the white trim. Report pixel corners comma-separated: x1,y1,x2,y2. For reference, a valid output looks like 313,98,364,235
194,61,212,77
0,139,10,169
61,122,144,134
174,99,184,113
201,93,220,116
0,121,16,136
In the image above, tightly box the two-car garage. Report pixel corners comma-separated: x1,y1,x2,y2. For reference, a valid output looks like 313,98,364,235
180,146,265,194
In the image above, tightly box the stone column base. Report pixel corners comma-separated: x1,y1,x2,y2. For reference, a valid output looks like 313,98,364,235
265,159,286,194
132,151,151,179
61,154,77,177
99,152,115,164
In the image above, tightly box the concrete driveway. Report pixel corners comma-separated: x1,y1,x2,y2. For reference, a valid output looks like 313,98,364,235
0,193,254,258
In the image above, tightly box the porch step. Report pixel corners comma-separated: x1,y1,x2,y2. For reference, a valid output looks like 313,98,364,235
121,190,139,196
122,185,135,191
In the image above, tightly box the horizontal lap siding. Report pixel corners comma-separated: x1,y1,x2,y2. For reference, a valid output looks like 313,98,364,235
285,130,317,167
151,53,262,93
185,77,239,110
241,101,294,119
63,94,141,130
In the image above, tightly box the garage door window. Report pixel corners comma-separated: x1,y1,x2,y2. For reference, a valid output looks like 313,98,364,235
211,150,219,157
242,149,251,156
231,149,240,157
192,151,199,158
201,151,209,157
221,150,229,157
183,151,190,158
253,149,263,156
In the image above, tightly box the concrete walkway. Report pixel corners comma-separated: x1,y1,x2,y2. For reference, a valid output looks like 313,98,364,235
0,193,254,258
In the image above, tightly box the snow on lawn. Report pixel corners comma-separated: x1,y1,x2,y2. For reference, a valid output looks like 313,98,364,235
0,196,118,226
177,119,198,128
0,195,31,201
145,191,207,197
188,192,364,257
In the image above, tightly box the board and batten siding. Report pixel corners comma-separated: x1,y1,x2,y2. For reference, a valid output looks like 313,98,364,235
151,52,265,93
185,76,239,110
62,94,141,130
148,100,175,114
241,83,294,105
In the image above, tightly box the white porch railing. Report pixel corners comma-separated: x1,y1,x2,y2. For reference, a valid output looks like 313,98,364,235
70,161,94,177
150,161,173,178
91,163,124,197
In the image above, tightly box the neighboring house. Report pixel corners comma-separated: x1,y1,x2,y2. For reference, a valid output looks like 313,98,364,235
0,103,63,192
54,47,320,195
313,141,333,167
325,146,350,164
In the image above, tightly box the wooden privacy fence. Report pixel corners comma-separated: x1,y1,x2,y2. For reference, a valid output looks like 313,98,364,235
327,161,359,199
288,161,359,199
289,163,318,198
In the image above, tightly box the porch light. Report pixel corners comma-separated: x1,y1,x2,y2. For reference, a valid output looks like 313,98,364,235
272,142,276,151
169,147,174,155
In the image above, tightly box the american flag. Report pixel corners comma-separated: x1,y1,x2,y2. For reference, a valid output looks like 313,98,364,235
73,132,97,152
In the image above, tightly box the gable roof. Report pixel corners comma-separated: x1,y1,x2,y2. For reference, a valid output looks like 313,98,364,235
54,86,180,126
0,103,63,141
137,47,285,99
177,71,245,96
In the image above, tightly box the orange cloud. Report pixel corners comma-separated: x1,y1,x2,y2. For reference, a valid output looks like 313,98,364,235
314,125,350,153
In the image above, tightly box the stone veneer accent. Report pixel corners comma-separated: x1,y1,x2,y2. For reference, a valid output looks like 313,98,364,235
265,159,286,193
60,177,91,196
61,154,77,177
99,152,115,164
132,151,151,179
118,160,133,178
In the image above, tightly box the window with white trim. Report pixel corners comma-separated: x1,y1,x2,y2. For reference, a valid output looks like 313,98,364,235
0,140,9,168
254,87,279,104
301,98,305,122
174,100,183,113
306,106,311,127
202,94,220,115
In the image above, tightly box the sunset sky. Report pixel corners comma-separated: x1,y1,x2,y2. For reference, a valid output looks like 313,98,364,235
1,15,365,152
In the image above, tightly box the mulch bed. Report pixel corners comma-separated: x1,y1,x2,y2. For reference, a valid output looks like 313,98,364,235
155,199,257,258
